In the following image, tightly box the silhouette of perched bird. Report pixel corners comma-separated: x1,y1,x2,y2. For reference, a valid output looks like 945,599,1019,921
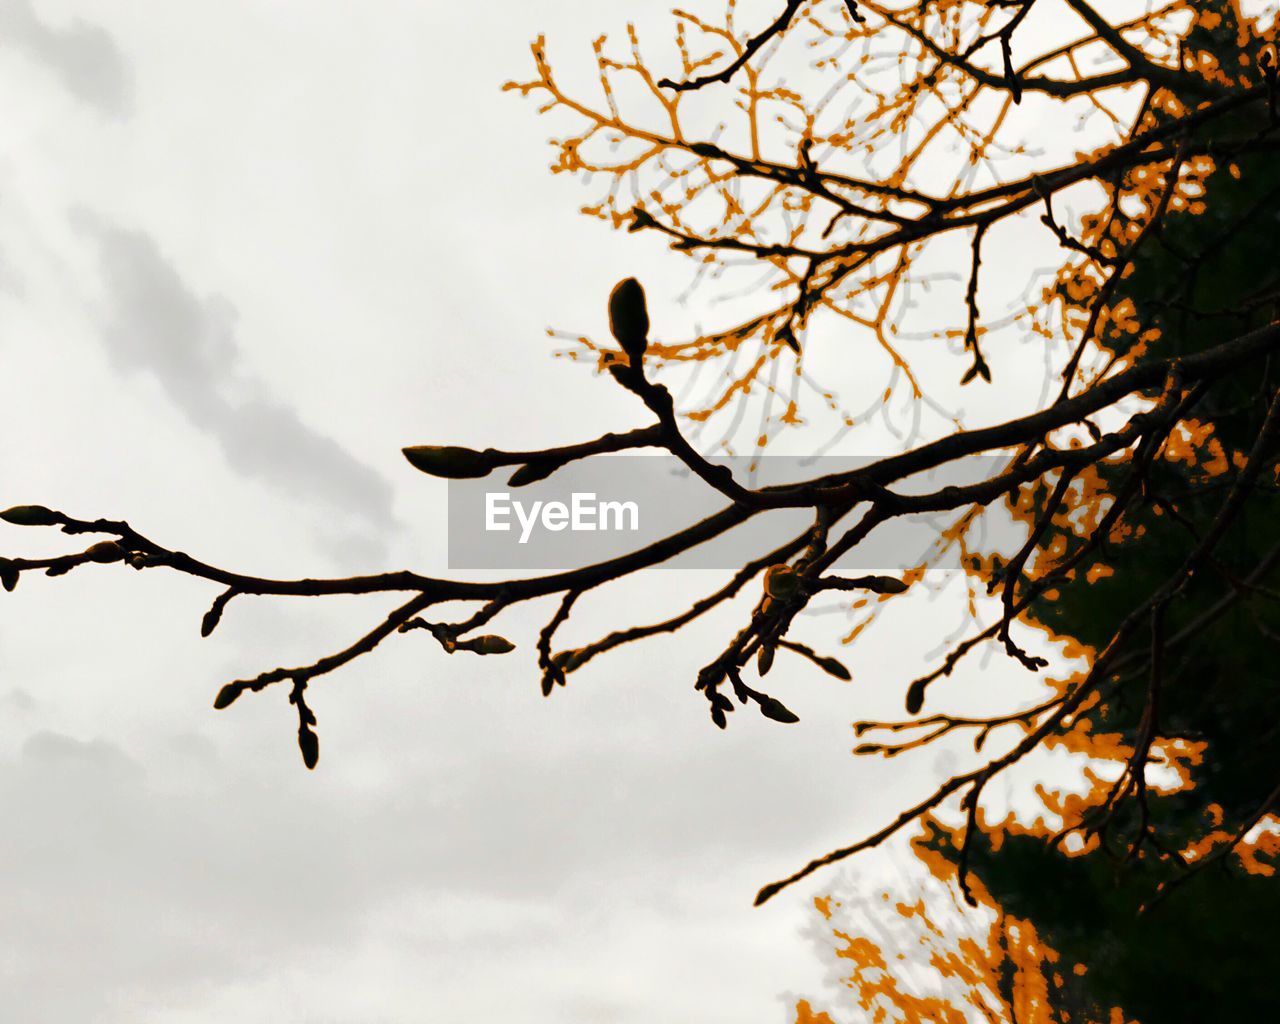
608,277,649,364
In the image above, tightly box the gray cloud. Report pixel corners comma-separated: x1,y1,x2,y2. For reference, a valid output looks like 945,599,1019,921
75,216,396,537
0,720,829,1022
0,0,132,116
1,687,37,713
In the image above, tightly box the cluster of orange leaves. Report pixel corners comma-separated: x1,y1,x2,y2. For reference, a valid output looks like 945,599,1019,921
791,836,1135,1024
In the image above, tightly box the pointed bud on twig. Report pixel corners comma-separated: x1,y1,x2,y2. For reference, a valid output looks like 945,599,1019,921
757,694,800,724
213,681,245,710
608,278,649,364
553,649,587,673
298,722,319,770
812,654,852,680
777,640,852,680
709,691,734,714
905,678,927,715
457,634,516,655
86,541,125,563
508,460,565,487
757,643,776,676
1,505,62,527
402,445,497,479
201,588,237,638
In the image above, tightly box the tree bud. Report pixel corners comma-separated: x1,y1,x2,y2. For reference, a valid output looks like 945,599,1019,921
813,653,852,680
402,445,496,479
213,682,244,710
459,634,516,655
86,541,125,563
0,559,18,592
508,459,566,487
757,694,800,724
1,505,61,527
764,563,802,600
553,649,587,673
608,278,650,362
866,575,909,594
298,723,319,770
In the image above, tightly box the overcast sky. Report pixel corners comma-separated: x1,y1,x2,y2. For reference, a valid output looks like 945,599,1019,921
3,0,1249,1020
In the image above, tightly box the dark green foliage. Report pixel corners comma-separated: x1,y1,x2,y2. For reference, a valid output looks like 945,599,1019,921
963,829,1280,1020
952,9,1280,1013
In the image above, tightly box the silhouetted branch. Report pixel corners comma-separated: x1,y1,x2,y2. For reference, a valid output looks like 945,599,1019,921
7,0,1280,908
